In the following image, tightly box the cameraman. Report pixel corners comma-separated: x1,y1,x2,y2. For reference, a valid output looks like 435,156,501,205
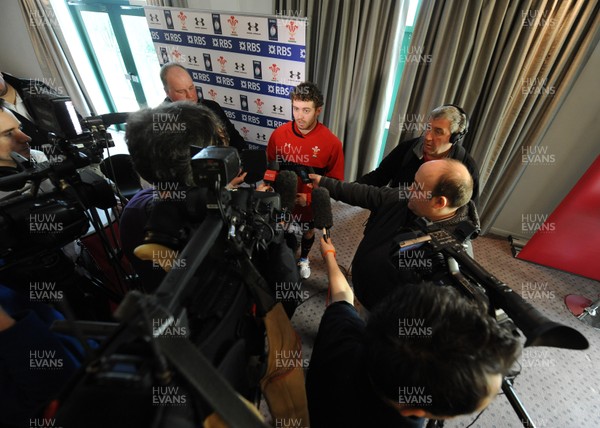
307,236,521,427
121,101,246,290
0,71,64,150
0,101,52,200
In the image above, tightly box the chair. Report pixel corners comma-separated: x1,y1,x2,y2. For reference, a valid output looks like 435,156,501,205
99,154,142,200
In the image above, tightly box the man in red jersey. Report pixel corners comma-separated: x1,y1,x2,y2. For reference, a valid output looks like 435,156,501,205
267,82,344,279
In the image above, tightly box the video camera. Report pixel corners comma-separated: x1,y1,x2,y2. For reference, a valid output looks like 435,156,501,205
52,147,298,427
0,97,134,307
399,218,588,428
0,146,115,267
25,93,127,164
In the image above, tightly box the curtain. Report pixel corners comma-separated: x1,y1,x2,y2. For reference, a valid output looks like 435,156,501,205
386,0,600,232
276,0,408,181
19,0,93,116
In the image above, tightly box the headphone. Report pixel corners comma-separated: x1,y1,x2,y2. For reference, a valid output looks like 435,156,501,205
441,104,469,145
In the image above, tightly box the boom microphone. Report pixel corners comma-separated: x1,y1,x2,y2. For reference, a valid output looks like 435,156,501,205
312,187,333,240
273,170,297,213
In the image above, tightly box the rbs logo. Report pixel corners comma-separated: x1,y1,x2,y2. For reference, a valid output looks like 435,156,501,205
192,72,210,82
164,32,182,43
238,41,261,53
186,35,206,46
212,38,233,49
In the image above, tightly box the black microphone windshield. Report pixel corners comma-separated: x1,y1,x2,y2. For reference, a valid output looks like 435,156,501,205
274,170,297,213
99,112,130,126
266,160,280,171
312,187,333,230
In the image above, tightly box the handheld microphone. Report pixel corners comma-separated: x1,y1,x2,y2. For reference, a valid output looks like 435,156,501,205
263,160,280,184
312,187,333,241
273,170,297,213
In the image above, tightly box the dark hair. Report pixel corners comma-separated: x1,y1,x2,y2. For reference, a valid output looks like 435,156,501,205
290,82,324,108
431,159,473,208
365,282,520,417
159,62,189,89
125,101,227,186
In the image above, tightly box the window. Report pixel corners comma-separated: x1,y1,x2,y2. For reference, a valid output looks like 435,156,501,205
55,0,163,114
379,0,422,164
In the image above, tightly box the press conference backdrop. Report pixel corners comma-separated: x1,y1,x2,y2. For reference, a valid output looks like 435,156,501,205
144,7,307,148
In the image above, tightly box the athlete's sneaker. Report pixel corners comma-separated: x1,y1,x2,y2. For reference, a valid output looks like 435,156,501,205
297,257,311,279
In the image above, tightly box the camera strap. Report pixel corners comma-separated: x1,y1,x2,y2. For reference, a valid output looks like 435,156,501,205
156,336,269,428
237,256,276,316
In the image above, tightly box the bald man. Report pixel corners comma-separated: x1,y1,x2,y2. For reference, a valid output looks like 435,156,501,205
309,159,479,309
160,63,247,151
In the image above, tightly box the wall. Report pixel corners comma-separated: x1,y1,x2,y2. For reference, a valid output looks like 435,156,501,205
490,39,600,238
0,0,44,78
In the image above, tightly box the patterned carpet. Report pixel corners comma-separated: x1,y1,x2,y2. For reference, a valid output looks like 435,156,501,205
290,200,600,427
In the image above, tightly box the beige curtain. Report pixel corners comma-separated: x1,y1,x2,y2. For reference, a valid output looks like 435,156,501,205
19,0,93,115
276,0,408,181
386,0,600,232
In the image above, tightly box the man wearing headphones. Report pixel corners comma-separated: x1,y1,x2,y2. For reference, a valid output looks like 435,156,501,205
357,105,479,203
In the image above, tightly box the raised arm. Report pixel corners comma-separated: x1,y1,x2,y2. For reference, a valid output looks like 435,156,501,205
309,174,398,212
320,236,353,305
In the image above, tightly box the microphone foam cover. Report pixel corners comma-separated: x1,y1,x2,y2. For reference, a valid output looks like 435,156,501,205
312,187,333,230
266,160,280,171
274,170,298,213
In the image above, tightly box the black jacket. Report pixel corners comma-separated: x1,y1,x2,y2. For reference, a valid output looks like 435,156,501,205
307,301,424,428
164,96,248,152
357,137,480,204
320,176,480,310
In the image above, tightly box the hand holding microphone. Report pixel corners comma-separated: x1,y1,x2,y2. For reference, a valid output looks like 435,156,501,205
308,173,322,187
226,170,247,189
295,193,308,207
320,235,336,260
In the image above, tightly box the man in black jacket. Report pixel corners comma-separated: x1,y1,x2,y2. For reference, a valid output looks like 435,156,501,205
310,158,479,310
357,105,480,204
307,237,520,427
160,63,247,152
